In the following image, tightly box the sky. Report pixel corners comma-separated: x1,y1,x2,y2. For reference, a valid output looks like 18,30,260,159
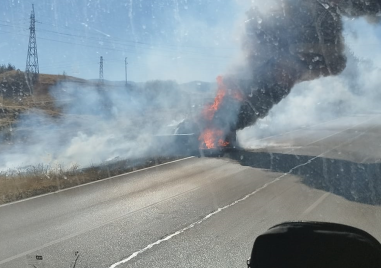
2,0,381,169
1,1,381,82
0,0,249,83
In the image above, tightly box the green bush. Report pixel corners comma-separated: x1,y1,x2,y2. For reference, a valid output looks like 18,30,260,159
0,63,16,74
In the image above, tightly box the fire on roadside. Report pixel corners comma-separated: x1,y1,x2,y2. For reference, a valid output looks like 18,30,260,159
198,76,243,149
199,128,229,149
202,76,227,121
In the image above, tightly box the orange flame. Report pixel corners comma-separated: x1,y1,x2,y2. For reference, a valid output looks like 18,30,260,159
231,89,244,101
198,128,229,149
199,76,240,149
202,76,227,121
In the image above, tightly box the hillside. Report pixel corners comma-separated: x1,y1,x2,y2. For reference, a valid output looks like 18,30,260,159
0,71,88,135
0,72,216,148
0,70,87,96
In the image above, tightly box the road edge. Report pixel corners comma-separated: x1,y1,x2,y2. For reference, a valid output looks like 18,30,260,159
0,156,194,208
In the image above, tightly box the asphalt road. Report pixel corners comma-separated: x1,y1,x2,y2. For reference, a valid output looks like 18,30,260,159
1,114,381,268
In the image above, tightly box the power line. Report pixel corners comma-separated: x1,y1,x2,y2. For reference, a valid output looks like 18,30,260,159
34,28,234,58
125,57,128,86
99,56,103,84
0,22,236,61
0,23,28,31
25,4,39,94
36,20,237,50
1,17,237,81
0,20,237,54
1,28,233,60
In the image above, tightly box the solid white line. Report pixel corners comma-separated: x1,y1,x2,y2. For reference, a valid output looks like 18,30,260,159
302,192,330,215
247,115,353,143
0,157,194,208
0,182,202,265
108,176,284,268
283,116,374,154
2,116,374,266
108,132,366,268
1,129,365,266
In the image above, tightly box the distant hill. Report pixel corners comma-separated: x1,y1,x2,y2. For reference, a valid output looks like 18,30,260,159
1,71,216,100
87,79,145,88
0,70,88,98
0,71,90,134
179,80,216,96
34,73,87,96
0,73,217,136
88,79,216,93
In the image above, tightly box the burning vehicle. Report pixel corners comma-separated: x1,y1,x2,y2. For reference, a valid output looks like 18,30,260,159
175,0,381,158
176,0,381,158
175,76,243,157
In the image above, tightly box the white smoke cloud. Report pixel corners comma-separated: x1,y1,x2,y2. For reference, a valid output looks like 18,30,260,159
238,18,381,147
0,81,191,170
3,2,381,170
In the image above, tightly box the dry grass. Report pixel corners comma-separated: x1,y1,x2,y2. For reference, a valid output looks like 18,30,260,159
0,72,186,204
0,156,180,205
0,71,92,133
34,73,87,96
0,71,87,96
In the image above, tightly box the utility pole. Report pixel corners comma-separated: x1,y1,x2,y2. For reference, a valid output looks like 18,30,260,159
25,4,39,95
99,56,104,84
125,57,128,87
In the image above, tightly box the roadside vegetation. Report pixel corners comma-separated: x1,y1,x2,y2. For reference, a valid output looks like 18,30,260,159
0,68,88,135
0,63,16,75
0,64,196,205
0,156,179,205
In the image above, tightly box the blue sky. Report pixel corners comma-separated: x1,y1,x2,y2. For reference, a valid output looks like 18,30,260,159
1,1,381,83
0,0,248,82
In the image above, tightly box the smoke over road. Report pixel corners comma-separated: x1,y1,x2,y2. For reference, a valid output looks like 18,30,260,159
0,81,192,170
226,0,381,131
2,1,381,170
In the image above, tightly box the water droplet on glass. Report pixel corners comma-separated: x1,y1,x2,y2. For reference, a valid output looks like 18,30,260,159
321,3,330,9
312,56,320,62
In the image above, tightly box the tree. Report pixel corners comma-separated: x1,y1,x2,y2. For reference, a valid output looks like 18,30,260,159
7,63,15,71
0,63,16,75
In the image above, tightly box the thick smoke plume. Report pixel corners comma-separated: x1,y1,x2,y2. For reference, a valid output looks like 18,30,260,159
229,0,381,131
0,81,193,170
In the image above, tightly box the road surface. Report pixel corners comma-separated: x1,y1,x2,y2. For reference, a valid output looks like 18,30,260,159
1,114,381,267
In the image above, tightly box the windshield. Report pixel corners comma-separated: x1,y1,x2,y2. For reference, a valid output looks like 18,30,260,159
1,0,381,267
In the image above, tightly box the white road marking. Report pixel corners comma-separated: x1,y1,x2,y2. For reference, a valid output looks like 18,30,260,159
0,157,194,208
283,116,374,154
108,131,366,268
246,114,371,144
109,176,283,268
0,183,203,265
302,192,330,215
1,116,373,266
247,116,345,143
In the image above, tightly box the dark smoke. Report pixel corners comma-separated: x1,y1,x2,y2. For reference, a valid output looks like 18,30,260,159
230,0,381,131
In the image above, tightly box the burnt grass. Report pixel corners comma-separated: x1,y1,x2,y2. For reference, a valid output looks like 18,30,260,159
0,156,180,205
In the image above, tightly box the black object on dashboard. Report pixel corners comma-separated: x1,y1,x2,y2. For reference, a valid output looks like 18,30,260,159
248,221,381,268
